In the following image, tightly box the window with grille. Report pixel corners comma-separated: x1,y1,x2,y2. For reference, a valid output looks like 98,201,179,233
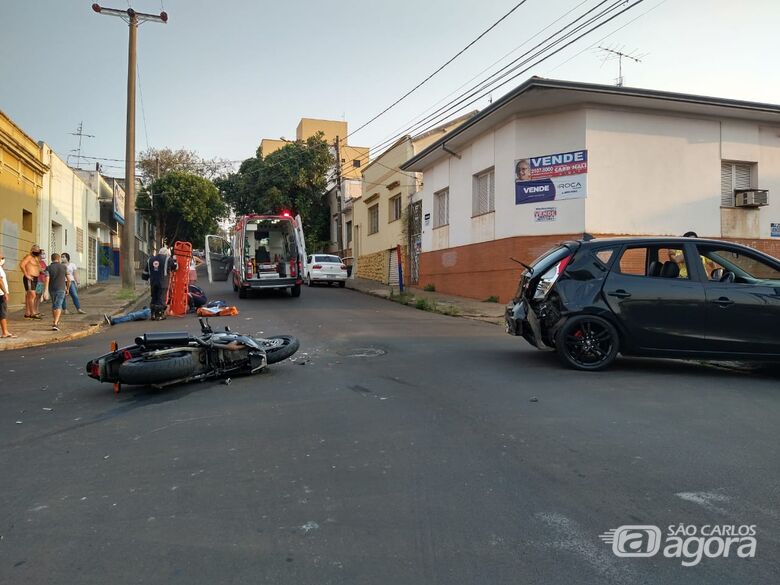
434,188,449,227
368,204,379,234
389,194,402,222
720,161,754,207
346,221,352,244
472,168,495,216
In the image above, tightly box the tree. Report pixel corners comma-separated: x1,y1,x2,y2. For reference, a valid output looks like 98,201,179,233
217,134,334,249
137,147,235,181
137,171,226,249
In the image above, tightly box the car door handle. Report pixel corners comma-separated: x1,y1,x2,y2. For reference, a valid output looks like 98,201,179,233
608,290,631,299
712,296,735,307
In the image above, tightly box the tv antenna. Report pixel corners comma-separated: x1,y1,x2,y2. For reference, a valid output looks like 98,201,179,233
598,45,645,87
69,122,95,169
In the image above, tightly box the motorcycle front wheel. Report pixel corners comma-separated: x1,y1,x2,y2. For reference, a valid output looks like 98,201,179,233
261,335,300,364
118,352,197,385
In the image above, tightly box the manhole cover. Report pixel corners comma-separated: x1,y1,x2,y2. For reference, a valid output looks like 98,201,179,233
338,347,387,358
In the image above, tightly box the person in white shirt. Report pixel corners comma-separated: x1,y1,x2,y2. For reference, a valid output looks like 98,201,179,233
0,253,16,338
61,253,86,314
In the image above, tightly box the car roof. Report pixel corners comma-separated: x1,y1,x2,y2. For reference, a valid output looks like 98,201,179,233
576,236,734,247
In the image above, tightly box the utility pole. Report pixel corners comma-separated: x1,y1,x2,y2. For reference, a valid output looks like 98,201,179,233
154,155,163,249
334,136,344,255
92,3,167,290
598,46,643,87
69,122,95,170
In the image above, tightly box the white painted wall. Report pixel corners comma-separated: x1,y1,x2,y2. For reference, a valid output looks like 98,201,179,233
39,146,99,284
757,126,780,239
419,105,780,251
420,110,586,253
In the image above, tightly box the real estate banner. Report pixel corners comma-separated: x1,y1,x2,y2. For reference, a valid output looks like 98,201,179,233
515,149,587,205
113,181,125,225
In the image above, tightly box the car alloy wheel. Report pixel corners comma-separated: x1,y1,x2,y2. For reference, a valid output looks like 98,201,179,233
555,315,619,371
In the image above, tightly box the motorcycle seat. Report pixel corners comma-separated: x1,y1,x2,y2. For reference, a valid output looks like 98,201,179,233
138,331,193,348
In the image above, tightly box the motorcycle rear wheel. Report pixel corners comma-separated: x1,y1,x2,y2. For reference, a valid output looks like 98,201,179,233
118,352,196,386
261,335,300,364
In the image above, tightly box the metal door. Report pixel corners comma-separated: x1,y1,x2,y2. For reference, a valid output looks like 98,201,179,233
409,201,422,284
388,248,399,286
205,235,233,283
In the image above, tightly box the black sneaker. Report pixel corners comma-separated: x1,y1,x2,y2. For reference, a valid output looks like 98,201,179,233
52,324,60,332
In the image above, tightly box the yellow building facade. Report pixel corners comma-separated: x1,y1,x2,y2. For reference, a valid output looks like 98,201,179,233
353,113,476,283
0,110,47,298
260,118,368,180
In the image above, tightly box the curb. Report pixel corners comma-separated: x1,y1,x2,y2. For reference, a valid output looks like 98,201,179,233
0,289,151,352
345,281,504,326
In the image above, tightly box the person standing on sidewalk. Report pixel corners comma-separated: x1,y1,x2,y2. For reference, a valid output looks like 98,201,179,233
19,244,42,320
0,253,16,339
61,253,86,315
33,251,49,318
44,253,68,332
147,246,178,320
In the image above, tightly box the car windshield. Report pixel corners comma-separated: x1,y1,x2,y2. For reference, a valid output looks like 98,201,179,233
315,255,341,264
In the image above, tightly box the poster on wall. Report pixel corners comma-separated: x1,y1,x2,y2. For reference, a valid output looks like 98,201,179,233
515,149,587,205
533,206,557,222
113,181,125,225
771,223,780,238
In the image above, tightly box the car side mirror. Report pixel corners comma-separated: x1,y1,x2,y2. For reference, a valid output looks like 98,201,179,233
710,268,724,281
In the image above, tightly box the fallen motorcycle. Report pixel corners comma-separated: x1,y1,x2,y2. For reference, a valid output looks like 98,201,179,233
86,318,300,392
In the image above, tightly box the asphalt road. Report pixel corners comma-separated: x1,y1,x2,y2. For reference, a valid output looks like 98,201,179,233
1,276,778,585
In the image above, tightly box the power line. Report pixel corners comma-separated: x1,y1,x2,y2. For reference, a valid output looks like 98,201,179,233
390,0,647,146
137,61,150,150
544,0,668,74
347,0,531,140
348,0,591,168
337,0,630,176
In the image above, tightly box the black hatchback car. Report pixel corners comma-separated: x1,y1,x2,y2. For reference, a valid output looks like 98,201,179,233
505,236,780,370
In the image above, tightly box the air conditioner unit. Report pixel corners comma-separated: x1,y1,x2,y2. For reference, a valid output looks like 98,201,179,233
734,189,768,207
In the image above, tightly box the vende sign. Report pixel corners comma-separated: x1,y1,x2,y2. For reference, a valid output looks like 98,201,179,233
515,149,587,205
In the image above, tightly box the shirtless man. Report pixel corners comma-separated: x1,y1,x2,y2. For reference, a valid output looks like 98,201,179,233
19,244,43,319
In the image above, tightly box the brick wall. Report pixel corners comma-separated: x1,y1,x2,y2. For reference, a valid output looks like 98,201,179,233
419,234,582,303
419,234,780,303
357,250,388,282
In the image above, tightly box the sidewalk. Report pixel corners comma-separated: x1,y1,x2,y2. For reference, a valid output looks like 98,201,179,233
345,277,506,325
0,277,150,351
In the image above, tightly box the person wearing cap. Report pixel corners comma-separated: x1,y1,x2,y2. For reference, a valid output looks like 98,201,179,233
146,246,178,320
19,244,43,319
0,252,15,338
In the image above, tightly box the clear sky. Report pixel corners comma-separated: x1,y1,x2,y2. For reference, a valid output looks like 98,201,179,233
2,0,779,173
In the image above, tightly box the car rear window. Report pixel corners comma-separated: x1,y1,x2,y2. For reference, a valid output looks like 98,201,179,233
315,255,341,263
528,245,571,273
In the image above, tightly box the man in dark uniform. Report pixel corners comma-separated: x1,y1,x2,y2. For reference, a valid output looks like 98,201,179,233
147,247,178,320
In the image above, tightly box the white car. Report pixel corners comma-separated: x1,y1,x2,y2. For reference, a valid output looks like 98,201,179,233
305,254,347,287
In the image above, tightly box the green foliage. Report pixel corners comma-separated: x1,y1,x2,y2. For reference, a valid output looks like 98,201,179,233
483,295,499,303
415,298,433,311
137,171,226,248
216,134,335,245
137,147,234,181
423,283,436,292
115,288,136,301
436,304,461,316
